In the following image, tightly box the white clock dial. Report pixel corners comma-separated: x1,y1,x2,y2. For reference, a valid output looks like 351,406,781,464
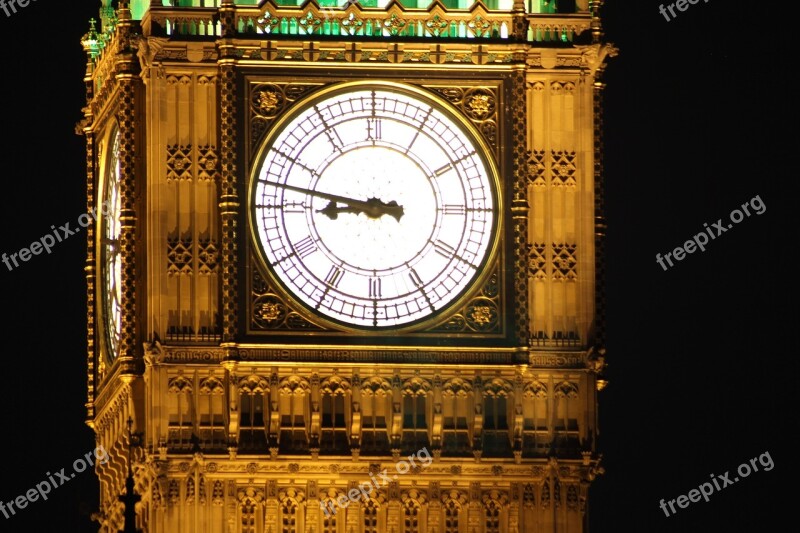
251,84,498,329
101,128,123,360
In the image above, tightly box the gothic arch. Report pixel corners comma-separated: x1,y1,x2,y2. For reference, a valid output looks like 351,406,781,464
237,487,264,533
319,487,344,533
278,488,305,533
402,376,432,397
199,376,225,394
279,375,311,395
482,377,513,398
482,490,509,533
362,491,386,533
320,375,351,395
238,374,269,394
361,376,392,397
523,380,547,399
441,490,468,533
401,489,428,533
168,374,193,393
441,377,473,398
554,381,578,398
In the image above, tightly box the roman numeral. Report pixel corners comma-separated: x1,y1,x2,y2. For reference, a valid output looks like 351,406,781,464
293,236,318,259
366,118,382,140
324,266,344,288
432,164,451,178
433,240,456,259
368,277,382,298
283,202,306,214
441,204,466,215
408,268,423,287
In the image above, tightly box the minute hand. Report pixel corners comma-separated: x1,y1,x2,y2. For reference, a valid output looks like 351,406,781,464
265,181,404,221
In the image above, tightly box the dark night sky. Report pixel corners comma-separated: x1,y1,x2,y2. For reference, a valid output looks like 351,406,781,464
0,1,793,532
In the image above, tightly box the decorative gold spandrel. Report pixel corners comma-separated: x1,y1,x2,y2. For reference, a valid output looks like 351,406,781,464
466,92,492,119
256,89,279,114
250,261,325,332
429,261,502,335
249,81,324,150
469,305,495,327
426,84,500,157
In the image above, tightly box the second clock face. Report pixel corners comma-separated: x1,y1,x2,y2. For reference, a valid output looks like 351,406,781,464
102,128,123,361
251,83,498,329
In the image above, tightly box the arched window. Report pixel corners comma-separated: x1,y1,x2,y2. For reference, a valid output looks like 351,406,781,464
279,376,310,453
442,491,467,533
485,499,501,533
238,375,269,452
320,376,351,454
281,500,297,533
237,488,264,533
363,498,379,533
482,491,508,533
241,498,257,533
522,380,548,455
360,377,392,454
554,381,579,451
482,378,512,457
198,376,226,450
279,488,305,533
167,374,193,450
322,499,337,533
442,378,472,456
402,377,431,452
402,490,426,533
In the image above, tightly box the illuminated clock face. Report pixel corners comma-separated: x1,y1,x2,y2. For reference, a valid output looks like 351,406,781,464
251,84,498,329
102,129,123,361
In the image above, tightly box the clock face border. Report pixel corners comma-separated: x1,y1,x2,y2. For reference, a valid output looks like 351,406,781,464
246,80,504,335
96,124,123,365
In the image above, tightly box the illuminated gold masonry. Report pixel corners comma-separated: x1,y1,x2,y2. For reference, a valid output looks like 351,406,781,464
79,1,614,532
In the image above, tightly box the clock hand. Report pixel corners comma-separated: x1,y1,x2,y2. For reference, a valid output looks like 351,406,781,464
264,181,404,221
317,199,404,222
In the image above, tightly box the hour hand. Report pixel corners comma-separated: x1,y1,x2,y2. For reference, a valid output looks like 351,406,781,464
263,181,404,221
317,201,360,220
317,198,404,222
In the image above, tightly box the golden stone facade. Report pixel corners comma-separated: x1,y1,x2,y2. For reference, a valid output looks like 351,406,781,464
80,1,614,532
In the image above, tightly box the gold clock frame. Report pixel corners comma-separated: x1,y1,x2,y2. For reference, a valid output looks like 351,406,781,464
245,79,505,337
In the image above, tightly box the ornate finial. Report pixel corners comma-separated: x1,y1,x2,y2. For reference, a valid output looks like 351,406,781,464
81,19,101,60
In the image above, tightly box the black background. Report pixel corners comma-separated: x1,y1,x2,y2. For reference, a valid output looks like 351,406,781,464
0,1,792,531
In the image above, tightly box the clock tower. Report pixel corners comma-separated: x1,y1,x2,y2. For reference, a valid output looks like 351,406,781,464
79,1,615,532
